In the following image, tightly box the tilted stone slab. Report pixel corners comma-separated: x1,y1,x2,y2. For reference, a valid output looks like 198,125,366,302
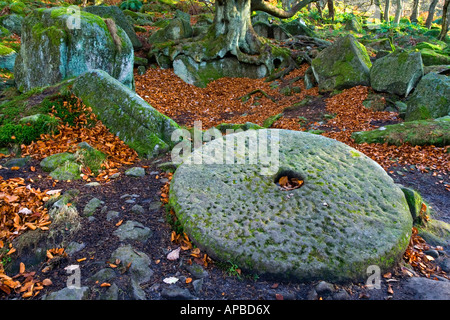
169,129,413,282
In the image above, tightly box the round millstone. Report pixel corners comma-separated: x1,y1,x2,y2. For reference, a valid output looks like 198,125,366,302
169,129,413,282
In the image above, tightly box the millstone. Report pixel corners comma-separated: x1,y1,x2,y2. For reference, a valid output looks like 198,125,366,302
169,129,413,282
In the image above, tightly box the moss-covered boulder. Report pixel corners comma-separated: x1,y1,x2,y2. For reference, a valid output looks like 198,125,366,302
149,17,193,43
351,118,450,147
0,44,17,72
169,129,413,282
0,13,24,35
72,69,180,158
405,72,450,121
370,49,423,97
311,35,371,93
84,5,142,49
420,48,450,66
14,7,134,92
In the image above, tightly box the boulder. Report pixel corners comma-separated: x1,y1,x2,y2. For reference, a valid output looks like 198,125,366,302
173,55,268,88
72,69,180,158
84,5,142,49
149,17,192,43
311,35,372,92
420,48,450,66
14,7,134,92
351,118,450,147
0,14,24,35
405,72,450,121
169,129,413,282
370,49,423,97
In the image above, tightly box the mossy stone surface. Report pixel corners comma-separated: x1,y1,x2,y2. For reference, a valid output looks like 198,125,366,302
405,72,450,121
14,7,134,92
370,49,424,97
311,34,371,93
169,129,413,282
72,69,180,159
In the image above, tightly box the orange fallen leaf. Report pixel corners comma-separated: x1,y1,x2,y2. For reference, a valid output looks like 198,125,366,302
19,262,25,274
100,283,111,287
42,279,52,286
186,277,192,284
115,220,123,227
77,258,87,262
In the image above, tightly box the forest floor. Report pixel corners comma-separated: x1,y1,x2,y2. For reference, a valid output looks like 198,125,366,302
0,66,449,302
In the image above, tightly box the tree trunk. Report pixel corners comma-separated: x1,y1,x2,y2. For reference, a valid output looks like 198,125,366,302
438,0,450,40
426,0,439,29
374,0,383,22
384,0,391,22
393,0,402,24
327,0,335,21
410,0,420,23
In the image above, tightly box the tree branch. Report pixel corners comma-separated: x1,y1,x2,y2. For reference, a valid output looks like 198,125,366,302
251,0,318,19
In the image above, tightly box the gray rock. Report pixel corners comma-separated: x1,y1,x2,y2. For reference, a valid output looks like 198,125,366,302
184,263,209,279
3,156,29,168
161,286,197,300
405,72,450,121
72,70,180,159
173,55,268,88
40,152,76,172
98,283,119,300
65,242,86,256
0,14,23,35
49,162,81,181
315,281,335,294
149,17,192,42
131,204,145,214
83,197,104,217
306,288,319,300
332,289,351,300
89,268,117,283
370,49,423,97
192,278,204,294
405,277,450,300
439,257,450,273
106,210,120,221
311,34,371,92
131,279,147,300
169,129,413,282
113,220,152,242
84,5,142,49
0,47,16,72
111,245,153,284
43,287,90,300
125,167,146,177
14,7,134,92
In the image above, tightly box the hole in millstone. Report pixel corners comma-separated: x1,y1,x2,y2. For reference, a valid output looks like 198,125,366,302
273,58,282,69
274,169,304,191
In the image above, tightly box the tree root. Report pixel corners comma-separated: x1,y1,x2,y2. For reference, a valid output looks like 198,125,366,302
238,89,276,103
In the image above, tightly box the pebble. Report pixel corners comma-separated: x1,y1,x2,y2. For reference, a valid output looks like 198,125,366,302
125,167,145,177
315,281,335,294
161,286,197,300
131,204,145,214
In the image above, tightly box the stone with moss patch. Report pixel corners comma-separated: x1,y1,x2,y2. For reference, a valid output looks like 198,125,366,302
311,35,371,93
370,49,423,97
405,72,450,121
72,69,179,159
14,7,134,92
351,119,450,147
169,129,413,282
420,48,450,66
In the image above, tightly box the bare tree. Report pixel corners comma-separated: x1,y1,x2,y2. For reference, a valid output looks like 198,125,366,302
438,0,450,40
425,0,439,28
393,0,403,24
410,0,420,23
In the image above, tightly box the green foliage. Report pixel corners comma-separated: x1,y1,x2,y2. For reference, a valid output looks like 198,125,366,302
0,114,58,146
119,0,143,12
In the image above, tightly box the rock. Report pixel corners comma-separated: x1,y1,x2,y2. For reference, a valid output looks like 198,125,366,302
49,162,81,181
125,167,146,177
72,70,180,158
399,186,428,222
405,72,450,121
84,5,142,49
420,48,450,66
40,152,76,172
111,245,154,284
362,38,394,52
440,258,450,273
370,49,423,97
405,277,450,300
0,14,24,35
173,55,268,88
3,156,30,168
344,16,363,33
65,242,86,256
169,129,413,282
184,263,209,279
332,289,351,300
131,204,145,214
0,45,16,72
311,35,371,92
83,197,104,217
315,281,335,294
89,268,117,283
106,210,120,221
416,219,450,247
214,122,263,133
113,220,152,242
149,17,192,42
362,93,387,111
99,283,119,300
351,119,450,147
14,7,134,92
282,18,316,37
161,286,197,300
43,286,90,300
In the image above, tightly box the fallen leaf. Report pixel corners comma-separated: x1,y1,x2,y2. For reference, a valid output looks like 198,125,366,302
186,277,193,284
42,279,52,286
167,247,181,261
100,283,111,287
163,277,179,284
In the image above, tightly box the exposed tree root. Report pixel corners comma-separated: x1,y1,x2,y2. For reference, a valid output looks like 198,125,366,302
237,89,276,102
